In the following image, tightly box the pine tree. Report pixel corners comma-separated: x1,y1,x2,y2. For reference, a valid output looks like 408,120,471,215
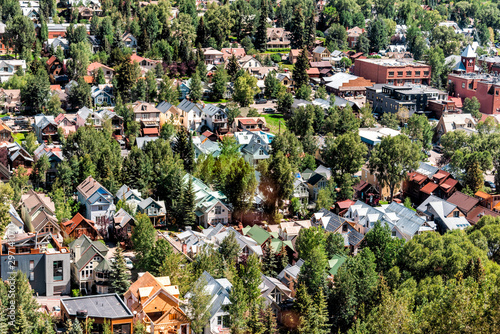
195,17,207,47
131,213,156,268
305,11,316,48
295,283,313,333
255,0,268,51
186,132,195,173
278,244,289,273
290,6,305,49
189,71,202,102
182,177,196,225
228,275,248,334
109,246,131,295
219,231,240,264
293,47,310,88
262,305,278,334
310,288,330,334
227,54,240,80
262,240,278,277
173,128,195,172
14,308,30,334
186,277,212,334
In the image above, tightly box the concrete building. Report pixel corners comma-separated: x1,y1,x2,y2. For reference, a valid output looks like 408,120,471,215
366,84,447,115
353,58,431,86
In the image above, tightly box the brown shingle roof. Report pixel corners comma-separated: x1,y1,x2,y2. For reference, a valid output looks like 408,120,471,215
76,176,107,200
447,191,479,214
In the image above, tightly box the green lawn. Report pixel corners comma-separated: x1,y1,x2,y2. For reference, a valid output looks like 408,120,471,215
13,132,25,144
204,99,228,104
278,61,294,71
263,113,287,134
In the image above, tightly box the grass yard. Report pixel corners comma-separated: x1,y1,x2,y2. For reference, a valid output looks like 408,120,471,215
263,113,287,134
13,132,25,144
278,62,294,71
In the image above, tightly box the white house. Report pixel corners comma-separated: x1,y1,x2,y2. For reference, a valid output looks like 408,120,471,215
201,104,228,133
177,99,203,131
0,59,27,82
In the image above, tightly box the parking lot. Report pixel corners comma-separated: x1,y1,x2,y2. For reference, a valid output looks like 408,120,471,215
249,100,277,113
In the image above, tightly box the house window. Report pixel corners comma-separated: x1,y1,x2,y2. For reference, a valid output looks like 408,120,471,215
270,288,282,303
98,205,103,211
127,225,131,233
453,211,459,217
30,272,34,280
462,83,466,88
392,230,396,237
217,315,230,328
342,224,348,232
30,260,34,270
215,206,222,214
415,71,421,76
388,71,394,76
53,261,63,281
424,71,429,76
406,71,412,76
397,71,403,77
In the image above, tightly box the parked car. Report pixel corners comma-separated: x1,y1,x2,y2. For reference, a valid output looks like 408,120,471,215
255,98,267,104
433,144,443,153
53,306,60,312
263,108,275,113
485,181,496,192
124,257,134,269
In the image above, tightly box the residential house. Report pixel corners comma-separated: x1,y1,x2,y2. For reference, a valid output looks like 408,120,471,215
0,141,33,172
301,169,328,201
137,197,166,225
176,99,203,131
277,259,304,296
46,55,65,80
309,61,333,77
130,54,161,74
61,294,133,333
78,6,93,20
46,37,70,55
333,199,358,216
0,120,13,142
266,28,291,49
260,275,293,323
34,115,58,143
358,127,401,150
242,224,294,254
202,224,264,258
324,72,374,97
136,136,160,149
202,47,224,65
68,234,110,293
293,178,310,206
87,62,114,83
116,184,143,204
99,109,124,138
1,232,71,296
312,46,331,62
277,73,294,92
185,271,232,334
121,32,138,49
174,227,211,256
63,213,101,240
347,27,365,48
76,175,115,223
5,204,24,236
447,191,498,225
113,208,136,242
0,59,27,82
232,116,269,132
234,130,273,166
132,101,161,136
238,55,262,69
192,134,221,159
435,113,477,141
185,174,231,228
33,143,63,185
313,209,365,253
20,189,61,235
416,195,470,232
124,272,191,334
91,84,115,106
0,88,21,113
221,47,246,60
202,104,229,133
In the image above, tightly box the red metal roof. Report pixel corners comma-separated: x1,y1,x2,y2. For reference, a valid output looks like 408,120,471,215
421,182,439,195
439,178,458,193
142,128,159,135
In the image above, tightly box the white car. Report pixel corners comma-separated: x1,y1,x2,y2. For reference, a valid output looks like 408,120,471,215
124,257,134,270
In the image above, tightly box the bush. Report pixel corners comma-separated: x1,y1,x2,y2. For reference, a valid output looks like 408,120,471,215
266,48,291,52
316,31,325,38
271,54,281,63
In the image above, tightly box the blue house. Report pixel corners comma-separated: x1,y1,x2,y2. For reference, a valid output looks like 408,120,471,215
76,176,115,223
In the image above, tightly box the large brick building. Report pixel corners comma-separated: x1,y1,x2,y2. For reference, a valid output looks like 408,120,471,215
353,58,431,86
448,73,500,114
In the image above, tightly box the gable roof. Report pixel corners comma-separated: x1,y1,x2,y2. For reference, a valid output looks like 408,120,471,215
447,191,479,213
76,175,112,201
63,212,99,236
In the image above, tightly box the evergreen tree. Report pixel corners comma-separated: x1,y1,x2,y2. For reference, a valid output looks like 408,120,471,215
262,305,278,334
228,275,248,334
290,6,305,48
131,213,156,268
310,288,330,334
109,246,131,296
68,77,91,110
195,17,207,47
295,283,313,333
173,128,195,172
182,177,196,225
211,67,228,101
255,0,268,51
189,70,202,102
305,11,316,48
146,239,173,275
96,67,106,84
465,160,484,194
293,47,310,88
262,240,278,276
186,276,212,334
227,54,240,80
219,231,240,264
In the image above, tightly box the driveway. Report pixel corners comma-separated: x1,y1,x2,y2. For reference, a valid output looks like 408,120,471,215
249,100,277,113
428,149,443,166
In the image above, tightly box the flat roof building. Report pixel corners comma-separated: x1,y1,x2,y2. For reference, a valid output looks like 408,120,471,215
353,58,431,86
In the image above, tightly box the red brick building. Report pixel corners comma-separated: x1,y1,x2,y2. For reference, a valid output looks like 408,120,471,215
353,58,431,86
448,73,500,114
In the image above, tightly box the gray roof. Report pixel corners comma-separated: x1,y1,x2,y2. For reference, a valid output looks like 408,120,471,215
202,104,226,117
136,136,159,149
138,197,166,212
156,101,173,113
186,271,232,318
34,115,56,129
461,44,476,58
312,46,327,54
113,208,135,228
61,293,133,319
177,99,202,113
417,195,457,219
277,259,304,281
384,202,425,238
416,162,439,178
315,165,331,179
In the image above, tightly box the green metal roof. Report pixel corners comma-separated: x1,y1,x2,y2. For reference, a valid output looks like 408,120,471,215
328,254,347,275
245,225,271,245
